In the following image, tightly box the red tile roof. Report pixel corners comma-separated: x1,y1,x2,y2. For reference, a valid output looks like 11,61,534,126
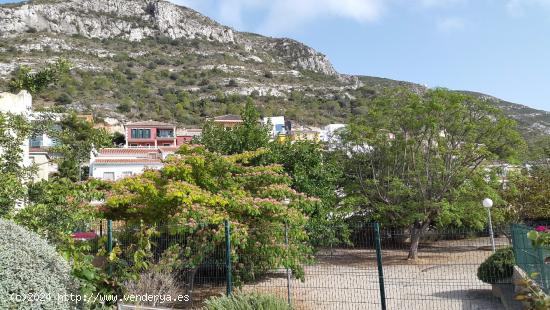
93,158,163,164
158,146,179,152
125,120,175,127
99,148,161,155
213,114,243,122
29,147,49,153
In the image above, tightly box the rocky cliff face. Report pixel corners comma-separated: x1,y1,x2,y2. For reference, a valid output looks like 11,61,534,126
0,0,233,42
0,0,548,137
0,0,337,76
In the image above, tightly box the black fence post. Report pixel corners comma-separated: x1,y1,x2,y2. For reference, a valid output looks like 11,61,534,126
374,222,387,310
99,219,103,237
225,219,233,295
107,219,113,276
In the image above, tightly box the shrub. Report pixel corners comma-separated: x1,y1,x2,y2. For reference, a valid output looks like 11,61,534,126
227,79,238,87
203,292,293,310
0,219,80,310
477,247,515,284
515,272,550,308
124,270,185,308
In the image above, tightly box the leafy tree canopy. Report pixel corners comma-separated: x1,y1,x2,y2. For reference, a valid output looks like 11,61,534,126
503,166,550,222
260,140,346,246
97,145,318,281
50,113,112,181
197,98,270,155
339,88,525,258
0,113,41,216
9,58,72,95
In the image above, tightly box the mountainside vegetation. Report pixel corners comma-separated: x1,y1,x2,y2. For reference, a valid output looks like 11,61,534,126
0,0,548,142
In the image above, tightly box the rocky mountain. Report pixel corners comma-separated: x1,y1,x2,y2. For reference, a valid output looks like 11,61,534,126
0,0,548,138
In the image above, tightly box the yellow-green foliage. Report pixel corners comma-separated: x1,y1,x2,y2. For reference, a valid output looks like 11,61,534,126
99,145,318,281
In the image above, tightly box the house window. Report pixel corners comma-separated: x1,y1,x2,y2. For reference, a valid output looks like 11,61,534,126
29,135,43,148
131,128,151,139
103,172,115,181
122,171,133,178
275,124,285,133
157,129,174,138
163,143,171,146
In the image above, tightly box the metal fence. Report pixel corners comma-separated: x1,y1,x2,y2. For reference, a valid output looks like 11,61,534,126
86,221,513,309
511,224,550,294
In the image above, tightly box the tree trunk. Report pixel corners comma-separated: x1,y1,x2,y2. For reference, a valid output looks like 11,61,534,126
184,268,198,309
407,221,430,260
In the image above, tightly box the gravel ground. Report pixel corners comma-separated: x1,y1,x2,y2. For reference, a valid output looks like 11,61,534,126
242,236,509,310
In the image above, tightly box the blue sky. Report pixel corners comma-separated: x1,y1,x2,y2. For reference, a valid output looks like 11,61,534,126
2,0,549,111
172,0,550,110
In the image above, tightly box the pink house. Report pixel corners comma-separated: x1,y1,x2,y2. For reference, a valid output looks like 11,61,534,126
124,120,177,147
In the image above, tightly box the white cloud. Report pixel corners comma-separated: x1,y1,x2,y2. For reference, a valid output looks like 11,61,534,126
419,0,465,8
507,0,550,16
258,0,385,34
436,17,466,32
173,0,385,34
172,0,468,35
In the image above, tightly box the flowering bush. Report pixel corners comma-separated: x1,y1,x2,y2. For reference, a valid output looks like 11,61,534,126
527,226,550,247
96,146,317,290
0,219,80,310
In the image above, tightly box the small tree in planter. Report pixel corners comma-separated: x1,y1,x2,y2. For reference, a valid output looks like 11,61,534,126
477,247,515,284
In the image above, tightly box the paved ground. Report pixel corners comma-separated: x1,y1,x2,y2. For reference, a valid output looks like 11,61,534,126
241,236,509,310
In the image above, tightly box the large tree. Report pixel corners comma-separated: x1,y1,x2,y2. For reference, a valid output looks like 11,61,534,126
200,101,346,246
0,114,35,216
503,165,550,222
261,140,345,246
340,88,525,259
9,58,72,95
197,98,270,155
50,113,111,181
98,145,316,293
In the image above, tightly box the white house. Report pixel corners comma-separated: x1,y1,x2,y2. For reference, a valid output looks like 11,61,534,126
320,124,346,144
89,147,178,181
27,112,63,181
262,116,286,138
28,148,59,181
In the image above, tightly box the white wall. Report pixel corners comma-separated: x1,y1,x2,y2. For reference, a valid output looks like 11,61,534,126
90,163,163,181
0,91,32,168
29,153,57,181
0,91,32,115
321,124,346,143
